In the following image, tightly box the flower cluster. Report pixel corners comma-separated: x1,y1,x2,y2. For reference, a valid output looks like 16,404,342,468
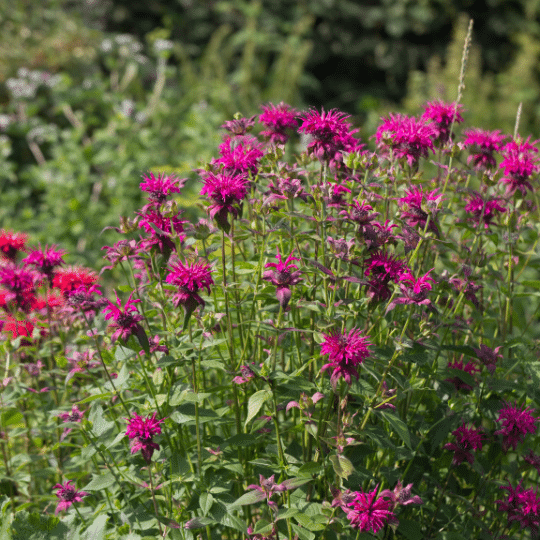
125,412,164,463
496,481,540,536
262,250,302,310
495,402,538,452
53,480,89,515
444,423,484,466
103,291,144,343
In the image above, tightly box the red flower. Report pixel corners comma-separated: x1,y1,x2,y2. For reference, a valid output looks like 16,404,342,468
52,266,98,296
53,480,89,515
0,230,27,261
321,328,372,387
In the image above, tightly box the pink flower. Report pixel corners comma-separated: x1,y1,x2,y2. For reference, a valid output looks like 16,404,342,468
461,128,506,169
58,405,85,440
474,344,502,375
464,192,506,229
495,402,538,452
446,360,480,391
140,172,186,204
22,244,65,283
137,207,186,254
53,480,89,514
221,115,256,136
259,102,298,144
321,327,372,386
375,113,435,167
216,134,264,176
103,291,144,343
345,485,397,533
364,251,407,302
200,172,249,231
386,268,436,312
0,264,37,312
444,423,484,466
421,100,464,144
298,108,362,165
126,412,164,463
499,136,540,195
232,364,256,385
0,230,27,261
379,481,423,508
165,258,213,313
496,481,540,536
263,250,302,310
398,186,443,235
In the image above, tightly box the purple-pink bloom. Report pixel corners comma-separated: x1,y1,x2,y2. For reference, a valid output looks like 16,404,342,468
221,115,256,136
140,172,186,205
58,405,85,440
53,480,89,514
499,136,540,195
126,412,164,463
320,327,372,387
262,250,302,310
464,192,506,229
103,291,144,343
421,100,464,144
496,481,540,536
364,251,407,301
474,344,502,375
375,113,435,167
233,364,256,385
524,450,540,475
379,481,423,508
0,264,37,313
389,268,436,309
444,423,484,466
446,359,480,391
461,128,506,169
344,485,397,533
23,244,65,283
165,258,213,312
495,402,538,452
398,186,443,235
259,102,298,144
246,474,290,512
200,172,249,230
216,134,264,176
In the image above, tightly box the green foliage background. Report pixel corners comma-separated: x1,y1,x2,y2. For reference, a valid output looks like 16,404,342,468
2,0,540,265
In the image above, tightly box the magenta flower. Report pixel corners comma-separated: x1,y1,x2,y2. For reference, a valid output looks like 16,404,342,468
58,405,85,440
262,250,302,310
446,360,480,391
259,102,298,144
375,113,435,168
216,134,264,176
140,172,185,205
321,181,351,208
246,474,289,512
495,402,538,452
398,186,443,235
444,423,484,466
23,244,65,283
474,344,502,375
298,108,362,165
165,258,213,313
497,481,540,536
232,364,256,385
499,136,540,195
524,450,540,475
320,327,372,387
0,264,37,312
103,291,144,343
379,481,423,509
53,480,89,514
421,100,464,144
344,486,397,533
137,207,186,250
0,230,27,261
200,171,249,231
364,251,407,301
221,115,256,136
126,412,164,463
387,268,436,312
464,192,506,229
461,128,506,169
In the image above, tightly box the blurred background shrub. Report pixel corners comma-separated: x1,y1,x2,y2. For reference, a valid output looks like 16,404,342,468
1,0,540,266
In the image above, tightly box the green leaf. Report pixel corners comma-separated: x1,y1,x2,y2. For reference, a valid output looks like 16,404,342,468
398,519,423,540
82,514,108,540
379,411,412,449
199,493,214,516
329,454,354,479
245,390,272,427
76,393,112,405
298,462,323,477
229,490,266,507
83,472,116,491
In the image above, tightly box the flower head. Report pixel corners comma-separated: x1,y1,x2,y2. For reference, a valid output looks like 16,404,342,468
259,102,298,144
262,250,302,309
103,291,144,343
364,251,407,301
126,412,164,463
140,172,185,205
344,486,397,534
461,128,506,169
165,258,213,313
379,481,423,508
375,113,435,167
474,344,502,375
0,264,37,312
421,100,464,144
499,136,540,195
464,192,506,229
446,359,480,391
496,481,540,536
216,134,264,176
58,405,85,440
221,115,256,136
444,423,484,466
321,327,372,386
0,230,27,261
398,186,442,235
52,266,98,296
53,480,89,514
23,244,65,283
495,402,538,452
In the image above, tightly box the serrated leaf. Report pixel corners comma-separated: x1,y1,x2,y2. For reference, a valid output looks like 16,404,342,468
245,390,272,427
329,454,354,479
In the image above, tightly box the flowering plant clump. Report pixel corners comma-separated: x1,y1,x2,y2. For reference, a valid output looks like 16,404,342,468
2,89,540,540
